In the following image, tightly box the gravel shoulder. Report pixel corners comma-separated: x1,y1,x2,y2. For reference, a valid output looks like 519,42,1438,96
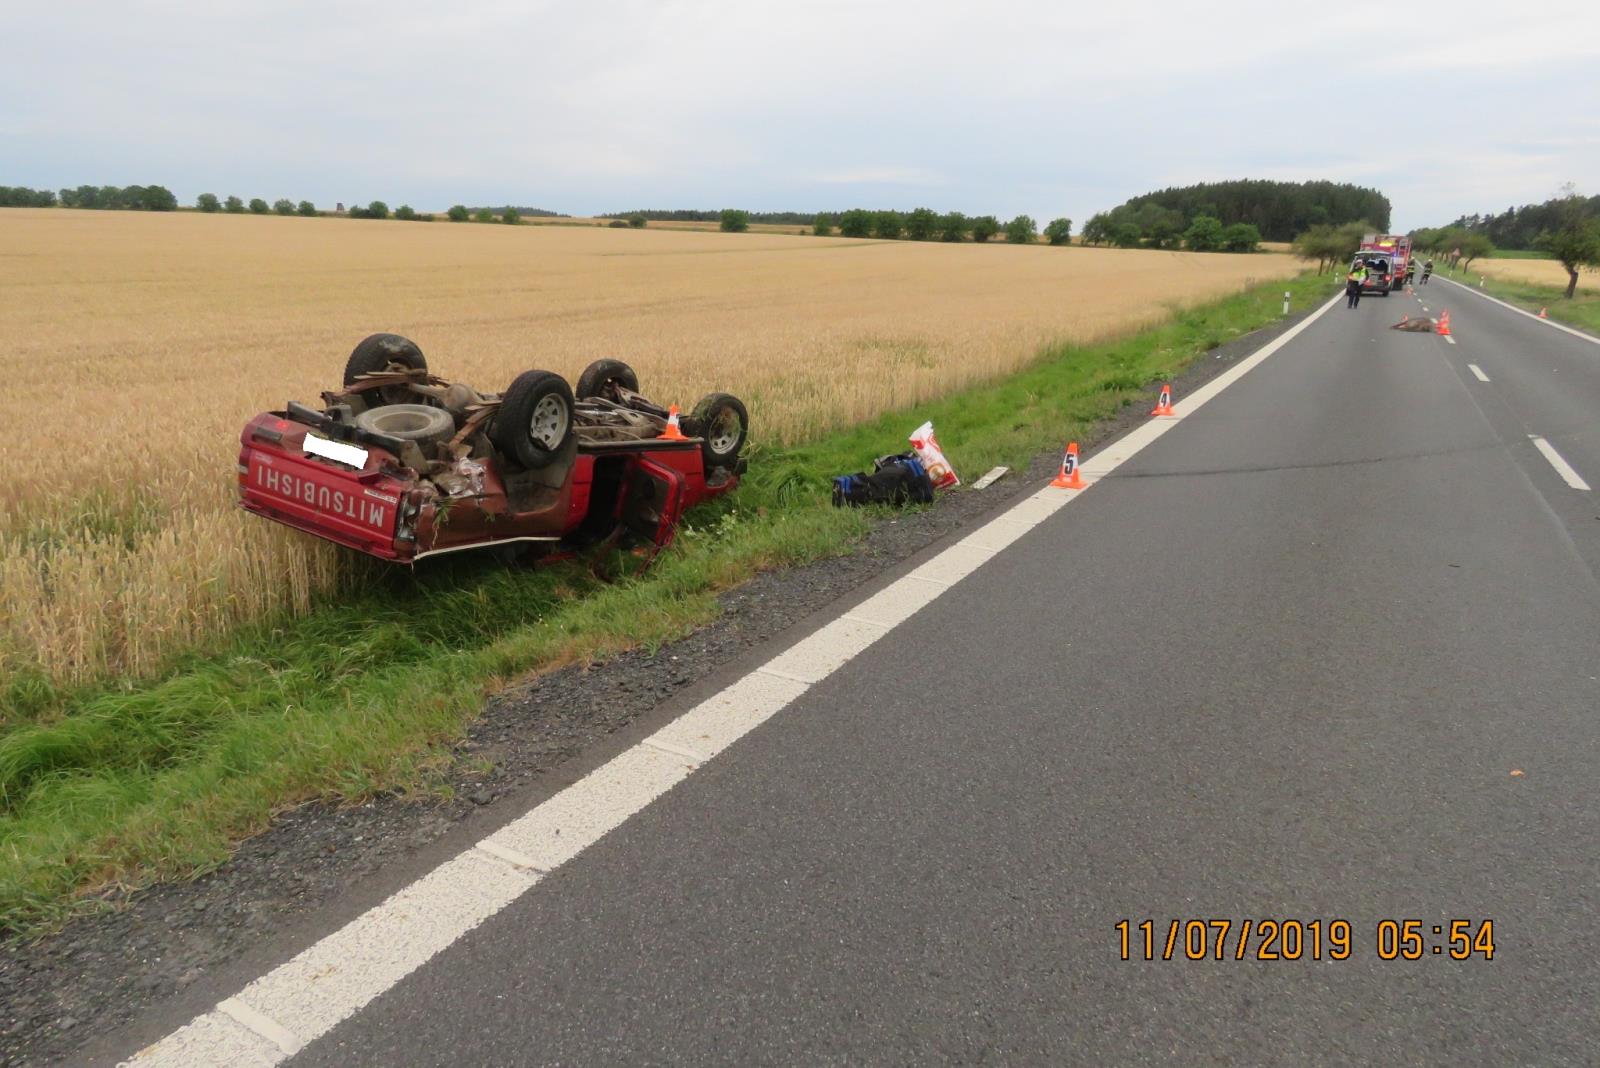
2,306,1320,1068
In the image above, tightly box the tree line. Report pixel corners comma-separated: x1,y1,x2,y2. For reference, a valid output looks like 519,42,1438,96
1,184,178,210
602,209,814,224
714,207,1072,245
1444,192,1600,250
1086,180,1390,245
1081,210,1261,253
1291,221,1492,275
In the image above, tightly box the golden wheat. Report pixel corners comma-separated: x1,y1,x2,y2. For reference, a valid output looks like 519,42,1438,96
0,208,1298,689
1458,256,1599,293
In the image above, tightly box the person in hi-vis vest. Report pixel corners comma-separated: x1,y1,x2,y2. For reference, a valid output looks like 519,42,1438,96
1345,262,1367,309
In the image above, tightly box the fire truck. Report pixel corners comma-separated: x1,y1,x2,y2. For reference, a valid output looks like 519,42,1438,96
1352,234,1412,296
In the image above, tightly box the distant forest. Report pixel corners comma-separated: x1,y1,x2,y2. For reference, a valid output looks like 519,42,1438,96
601,209,817,224
1447,194,1600,249
466,206,567,217
1088,180,1392,244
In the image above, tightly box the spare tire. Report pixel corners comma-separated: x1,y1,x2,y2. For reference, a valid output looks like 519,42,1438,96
354,404,456,449
688,392,748,470
575,358,640,400
492,371,575,469
344,334,428,406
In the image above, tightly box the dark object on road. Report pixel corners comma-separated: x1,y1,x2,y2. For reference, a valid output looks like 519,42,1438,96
1391,317,1437,333
238,338,747,564
832,453,936,508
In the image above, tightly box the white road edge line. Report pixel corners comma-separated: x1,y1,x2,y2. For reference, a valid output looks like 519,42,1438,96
1529,435,1593,491
1438,276,1600,346
120,290,1345,1068
1468,364,1491,382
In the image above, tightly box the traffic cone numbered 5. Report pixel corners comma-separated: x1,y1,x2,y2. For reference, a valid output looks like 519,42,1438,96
1437,311,1451,337
658,404,689,440
1050,442,1086,490
1151,383,1175,417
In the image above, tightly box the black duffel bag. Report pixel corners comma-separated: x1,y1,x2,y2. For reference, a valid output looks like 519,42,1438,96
831,453,936,508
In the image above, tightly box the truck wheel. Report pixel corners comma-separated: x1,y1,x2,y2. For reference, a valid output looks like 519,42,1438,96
354,403,455,448
688,392,748,469
575,359,640,400
492,371,575,469
344,334,428,406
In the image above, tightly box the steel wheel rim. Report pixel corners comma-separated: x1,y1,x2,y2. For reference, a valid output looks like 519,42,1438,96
529,395,569,448
708,409,741,454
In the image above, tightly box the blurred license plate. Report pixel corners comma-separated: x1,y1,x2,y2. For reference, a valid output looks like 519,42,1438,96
304,433,368,469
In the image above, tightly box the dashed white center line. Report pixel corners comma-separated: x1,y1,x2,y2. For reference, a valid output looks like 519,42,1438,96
1444,336,1456,345
1530,436,1592,491
1468,364,1490,382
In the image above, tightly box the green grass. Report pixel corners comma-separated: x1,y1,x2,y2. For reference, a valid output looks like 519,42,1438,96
1437,264,1600,335
0,271,1336,937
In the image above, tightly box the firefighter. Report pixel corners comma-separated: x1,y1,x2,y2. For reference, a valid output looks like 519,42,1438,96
1346,261,1367,308
1405,259,1417,286
1420,259,1434,285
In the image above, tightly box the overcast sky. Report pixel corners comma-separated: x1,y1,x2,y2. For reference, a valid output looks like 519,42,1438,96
4,0,1598,230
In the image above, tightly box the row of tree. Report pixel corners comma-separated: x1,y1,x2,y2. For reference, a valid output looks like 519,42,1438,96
1081,211,1261,253
714,207,1072,245
1445,192,1600,250
1092,180,1390,243
198,193,321,217
1293,221,1496,275
0,184,178,211
602,208,813,224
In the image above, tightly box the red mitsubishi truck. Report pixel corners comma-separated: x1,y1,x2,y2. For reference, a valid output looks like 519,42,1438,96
237,334,748,565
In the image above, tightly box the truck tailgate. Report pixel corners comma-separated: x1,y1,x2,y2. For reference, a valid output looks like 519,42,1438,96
238,415,409,559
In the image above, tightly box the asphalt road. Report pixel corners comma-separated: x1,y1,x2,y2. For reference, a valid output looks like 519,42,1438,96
182,286,1600,1065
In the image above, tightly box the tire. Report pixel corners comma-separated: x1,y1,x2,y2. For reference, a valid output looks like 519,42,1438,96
344,333,427,385
574,358,640,400
344,334,428,407
688,392,748,469
492,371,575,469
354,404,456,449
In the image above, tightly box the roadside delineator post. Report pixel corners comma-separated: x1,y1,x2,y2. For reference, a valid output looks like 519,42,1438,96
1050,442,1085,490
1150,383,1175,417
1437,310,1451,337
658,404,689,440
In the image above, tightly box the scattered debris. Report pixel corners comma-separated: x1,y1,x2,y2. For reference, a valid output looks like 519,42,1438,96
970,466,1009,490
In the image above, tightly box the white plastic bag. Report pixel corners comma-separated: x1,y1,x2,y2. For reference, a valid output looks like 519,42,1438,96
909,420,959,490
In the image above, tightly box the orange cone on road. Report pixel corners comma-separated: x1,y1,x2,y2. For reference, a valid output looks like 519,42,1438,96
1437,310,1451,337
658,404,689,440
1538,307,1548,319
1050,442,1085,489
1150,383,1175,417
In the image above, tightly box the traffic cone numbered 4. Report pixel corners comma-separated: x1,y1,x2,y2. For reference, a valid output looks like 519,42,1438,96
658,404,689,440
1050,442,1086,489
1538,307,1548,319
1151,383,1176,417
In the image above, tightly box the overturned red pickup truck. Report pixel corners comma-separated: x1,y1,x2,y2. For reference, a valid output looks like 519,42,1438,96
237,334,748,564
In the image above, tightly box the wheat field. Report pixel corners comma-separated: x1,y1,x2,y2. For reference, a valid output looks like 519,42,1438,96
0,209,1298,691
1461,256,1599,293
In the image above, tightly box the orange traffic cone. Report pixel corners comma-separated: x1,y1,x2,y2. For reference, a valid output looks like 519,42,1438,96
1050,442,1085,489
1437,311,1451,337
1538,307,1548,319
1150,383,1175,417
658,404,688,440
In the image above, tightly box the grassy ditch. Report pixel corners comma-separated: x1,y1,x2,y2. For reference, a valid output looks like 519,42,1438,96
0,271,1335,937
1436,265,1600,335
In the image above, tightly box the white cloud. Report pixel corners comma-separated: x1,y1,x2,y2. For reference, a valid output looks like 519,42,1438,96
2,0,1598,226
